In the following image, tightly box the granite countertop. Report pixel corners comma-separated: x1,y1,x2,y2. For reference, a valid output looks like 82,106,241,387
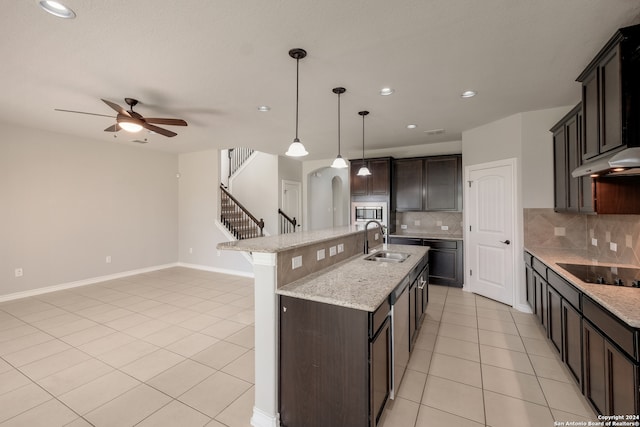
216,226,361,253
526,247,640,328
390,232,463,241
277,244,429,312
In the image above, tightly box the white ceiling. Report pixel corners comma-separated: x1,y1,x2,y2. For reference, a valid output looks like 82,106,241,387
3,1,640,161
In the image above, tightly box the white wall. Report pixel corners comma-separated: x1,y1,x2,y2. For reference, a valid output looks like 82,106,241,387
277,155,303,210
178,149,252,274
302,159,350,231
0,122,179,297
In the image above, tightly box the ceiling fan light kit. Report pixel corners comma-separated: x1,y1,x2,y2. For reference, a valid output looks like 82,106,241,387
286,48,309,157
357,110,372,176
331,87,348,169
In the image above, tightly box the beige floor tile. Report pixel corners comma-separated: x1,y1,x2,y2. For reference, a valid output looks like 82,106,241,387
221,350,255,383
396,368,427,403
421,375,484,423
407,348,432,374
480,344,535,375
159,308,201,325
443,302,477,316
140,303,181,318
0,357,11,374
200,319,247,339
516,322,548,340
179,314,223,331
0,324,39,343
438,322,479,343
479,329,526,352
58,370,140,414
440,311,477,328
476,297,511,311
511,311,539,325
433,335,480,362
225,326,255,349
538,377,596,416
120,348,185,382
37,358,114,396
147,359,216,397
208,305,244,319
481,364,547,405
103,313,152,331
214,386,254,427
64,417,93,427
97,340,160,368
484,390,553,427
529,354,575,383
378,396,420,427
522,336,558,358
142,325,193,347
78,332,137,356
413,331,437,351
414,404,484,427
136,400,212,427
0,332,54,356
18,347,91,380
0,369,32,395
84,384,171,427
0,383,53,423
165,332,220,357
3,338,71,367
0,398,78,427
123,319,171,339
59,324,116,346
478,316,519,335
191,341,250,370
39,317,98,337
551,408,600,423
179,371,252,418
419,319,440,335
477,308,514,322
429,353,482,387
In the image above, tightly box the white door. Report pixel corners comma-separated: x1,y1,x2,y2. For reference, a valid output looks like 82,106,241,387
282,180,302,229
465,159,516,306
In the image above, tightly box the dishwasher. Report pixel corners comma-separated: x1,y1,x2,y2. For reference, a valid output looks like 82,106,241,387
390,276,410,399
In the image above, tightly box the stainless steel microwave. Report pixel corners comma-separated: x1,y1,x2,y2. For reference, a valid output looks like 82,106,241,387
355,205,383,221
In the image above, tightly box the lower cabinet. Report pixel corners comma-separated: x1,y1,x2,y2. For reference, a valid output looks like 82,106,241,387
370,315,391,424
562,300,583,387
533,271,547,331
547,285,562,355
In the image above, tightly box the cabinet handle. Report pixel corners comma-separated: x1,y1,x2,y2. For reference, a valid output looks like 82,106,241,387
418,279,426,290
500,240,511,245
283,306,287,312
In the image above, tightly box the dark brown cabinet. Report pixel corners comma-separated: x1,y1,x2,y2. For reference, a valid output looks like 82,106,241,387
563,300,583,387
393,155,462,212
388,237,463,287
524,253,535,311
547,285,562,354
532,258,548,331
350,158,391,198
370,315,391,425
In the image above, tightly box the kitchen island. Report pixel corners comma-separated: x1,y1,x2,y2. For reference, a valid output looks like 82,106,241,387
217,226,428,427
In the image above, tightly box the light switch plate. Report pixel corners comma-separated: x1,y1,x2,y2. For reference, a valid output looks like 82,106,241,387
610,242,617,252
317,249,325,261
329,246,337,256
337,243,344,253
292,256,302,269
591,238,598,246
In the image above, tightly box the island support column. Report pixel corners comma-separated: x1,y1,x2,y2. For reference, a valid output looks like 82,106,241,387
250,252,280,427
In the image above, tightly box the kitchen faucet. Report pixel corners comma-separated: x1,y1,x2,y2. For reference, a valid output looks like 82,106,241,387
363,220,385,254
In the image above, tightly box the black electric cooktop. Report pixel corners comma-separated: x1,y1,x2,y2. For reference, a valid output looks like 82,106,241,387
557,263,640,288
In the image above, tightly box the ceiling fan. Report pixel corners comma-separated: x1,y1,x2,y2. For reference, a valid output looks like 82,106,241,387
55,98,188,137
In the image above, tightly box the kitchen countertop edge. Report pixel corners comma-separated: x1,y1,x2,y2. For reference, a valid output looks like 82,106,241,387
390,233,463,241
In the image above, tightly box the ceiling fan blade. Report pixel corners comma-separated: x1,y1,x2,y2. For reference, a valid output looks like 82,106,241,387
142,123,177,137
55,109,114,118
101,99,130,117
144,118,188,126
104,124,121,132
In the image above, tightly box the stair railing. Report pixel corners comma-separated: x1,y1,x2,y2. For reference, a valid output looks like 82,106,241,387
220,184,264,239
278,209,299,234
228,147,255,178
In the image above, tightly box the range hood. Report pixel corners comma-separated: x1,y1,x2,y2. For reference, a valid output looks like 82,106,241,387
572,147,640,177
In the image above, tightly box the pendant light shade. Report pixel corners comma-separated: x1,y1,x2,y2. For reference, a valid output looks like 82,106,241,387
286,48,309,157
331,87,348,169
356,111,371,176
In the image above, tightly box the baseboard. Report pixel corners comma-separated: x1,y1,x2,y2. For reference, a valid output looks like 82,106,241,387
0,263,180,303
251,406,280,427
177,262,254,279
514,302,533,314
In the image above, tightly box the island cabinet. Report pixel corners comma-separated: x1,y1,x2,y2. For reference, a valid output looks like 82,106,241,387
350,157,392,199
393,155,462,212
388,237,463,287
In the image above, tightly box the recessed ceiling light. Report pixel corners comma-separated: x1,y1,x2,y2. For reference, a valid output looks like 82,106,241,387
407,124,417,129
257,105,271,112
380,87,395,96
38,1,76,19
461,90,477,98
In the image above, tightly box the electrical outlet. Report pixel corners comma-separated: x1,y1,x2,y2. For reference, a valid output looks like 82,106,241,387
329,246,337,256
400,224,407,230
441,225,449,231
292,256,302,269
106,256,112,264
554,227,566,237
337,243,344,253
591,238,598,246
317,249,325,261
610,242,617,252
14,268,23,278
374,233,379,241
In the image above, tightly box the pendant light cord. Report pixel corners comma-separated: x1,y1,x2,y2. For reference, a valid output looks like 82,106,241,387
361,113,365,161
337,92,341,154
295,57,300,140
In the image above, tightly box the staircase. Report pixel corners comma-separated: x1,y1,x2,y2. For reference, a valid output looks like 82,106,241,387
220,184,264,240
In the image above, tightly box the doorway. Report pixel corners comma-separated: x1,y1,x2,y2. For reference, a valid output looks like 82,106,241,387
282,180,302,231
465,158,517,306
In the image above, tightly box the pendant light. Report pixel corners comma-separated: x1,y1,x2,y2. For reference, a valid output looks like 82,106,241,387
357,111,371,176
331,87,348,168
285,48,309,157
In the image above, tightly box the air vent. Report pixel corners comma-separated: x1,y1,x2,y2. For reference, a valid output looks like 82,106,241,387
424,128,445,136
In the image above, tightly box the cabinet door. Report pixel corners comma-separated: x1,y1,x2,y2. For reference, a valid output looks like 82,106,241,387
409,283,416,349
416,267,428,322
369,159,390,196
582,70,600,161
553,126,568,211
428,248,458,286
566,114,580,211
583,320,607,414
547,286,562,355
600,47,622,154
562,300,582,387
525,264,535,312
604,340,638,416
370,317,391,425
394,159,423,211
424,156,460,211
534,272,547,331
351,160,368,196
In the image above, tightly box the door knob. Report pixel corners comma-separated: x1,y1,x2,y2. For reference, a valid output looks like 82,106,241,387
500,240,511,245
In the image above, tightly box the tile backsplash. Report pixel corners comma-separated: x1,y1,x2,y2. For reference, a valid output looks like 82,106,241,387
395,211,463,236
524,208,640,265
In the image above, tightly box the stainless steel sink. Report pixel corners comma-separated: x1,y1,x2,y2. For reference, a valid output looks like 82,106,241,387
364,251,411,263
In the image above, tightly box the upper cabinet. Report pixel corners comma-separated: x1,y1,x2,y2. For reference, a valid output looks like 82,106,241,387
393,155,462,212
576,24,640,161
350,157,392,199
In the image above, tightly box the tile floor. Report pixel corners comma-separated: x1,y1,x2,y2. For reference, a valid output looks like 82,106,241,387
0,267,598,426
